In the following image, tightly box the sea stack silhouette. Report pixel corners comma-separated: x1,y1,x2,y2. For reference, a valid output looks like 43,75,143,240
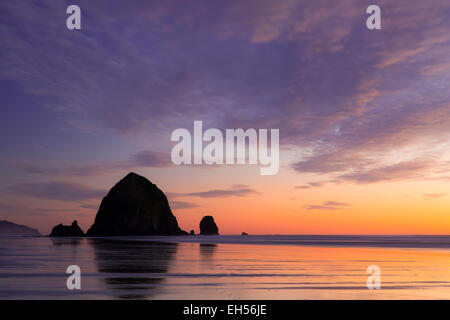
199,216,219,235
50,220,84,237
87,172,187,236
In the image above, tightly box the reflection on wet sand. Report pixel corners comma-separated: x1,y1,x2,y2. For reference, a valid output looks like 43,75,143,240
89,239,178,299
200,243,217,260
5,236,450,299
50,237,84,246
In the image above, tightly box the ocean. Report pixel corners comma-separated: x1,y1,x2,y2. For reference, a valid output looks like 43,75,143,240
1,235,450,299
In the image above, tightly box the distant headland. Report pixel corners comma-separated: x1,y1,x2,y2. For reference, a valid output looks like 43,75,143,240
0,220,41,237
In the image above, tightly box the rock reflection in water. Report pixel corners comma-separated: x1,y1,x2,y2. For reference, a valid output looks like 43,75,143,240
89,239,177,299
199,243,217,260
50,237,84,246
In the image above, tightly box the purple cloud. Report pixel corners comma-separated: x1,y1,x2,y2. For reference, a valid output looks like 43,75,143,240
79,203,99,210
186,185,260,198
303,205,338,211
12,150,172,177
128,150,172,168
303,200,349,211
338,160,435,184
323,201,348,207
170,201,199,210
8,182,106,202
294,181,327,189
422,193,446,200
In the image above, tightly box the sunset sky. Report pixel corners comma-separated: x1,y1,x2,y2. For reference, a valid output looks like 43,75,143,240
1,0,450,235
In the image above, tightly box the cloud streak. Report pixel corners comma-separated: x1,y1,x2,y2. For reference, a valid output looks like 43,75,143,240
11,150,172,177
422,193,446,200
303,200,349,211
294,181,327,189
8,182,106,202
170,201,199,210
185,185,260,198
338,160,436,184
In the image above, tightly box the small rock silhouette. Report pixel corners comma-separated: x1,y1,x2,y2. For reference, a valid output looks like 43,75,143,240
50,220,84,237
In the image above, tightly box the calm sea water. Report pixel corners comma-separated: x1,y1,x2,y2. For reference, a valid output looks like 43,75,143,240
1,235,450,299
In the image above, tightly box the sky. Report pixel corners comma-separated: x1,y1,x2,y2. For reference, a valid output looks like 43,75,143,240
0,0,450,235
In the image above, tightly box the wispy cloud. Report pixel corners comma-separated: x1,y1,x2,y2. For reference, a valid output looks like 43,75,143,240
294,181,327,189
1,0,450,188
185,185,260,198
170,201,199,210
323,201,348,207
0,202,82,218
7,182,106,202
303,200,349,211
338,160,436,184
11,150,172,177
128,150,172,167
422,193,446,200
79,203,99,210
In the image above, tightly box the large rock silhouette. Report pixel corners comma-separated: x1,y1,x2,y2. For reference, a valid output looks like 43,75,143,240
87,172,187,236
199,216,219,235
